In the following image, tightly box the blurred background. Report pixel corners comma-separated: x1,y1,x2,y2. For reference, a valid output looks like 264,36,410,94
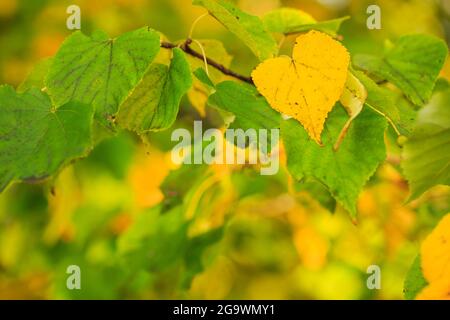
0,0,449,299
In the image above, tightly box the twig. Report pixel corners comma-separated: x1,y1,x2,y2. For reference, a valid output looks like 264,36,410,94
161,40,254,84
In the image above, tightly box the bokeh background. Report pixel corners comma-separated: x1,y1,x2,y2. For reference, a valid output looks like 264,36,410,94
0,0,449,299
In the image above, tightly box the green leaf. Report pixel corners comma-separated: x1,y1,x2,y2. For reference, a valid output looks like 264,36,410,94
294,179,337,213
118,205,188,272
161,164,209,212
186,39,231,116
208,81,281,150
354,70,417,136
0,85,94,192
354,71,399,122
208,81,281,131
402,89,450,200
182,227,224,288
190,67,216,117
18,57,53,92
193,0,278,61
262,8,316,34
194,67,215,88
335,71,367,151
434,77,450,92
284,16,349,37
354,34,448,106
46,27,161,128
231,167,287,198
395,93,418,136
404,255,428,300
118,204,224,287
117,48,192,134
282,105,387,218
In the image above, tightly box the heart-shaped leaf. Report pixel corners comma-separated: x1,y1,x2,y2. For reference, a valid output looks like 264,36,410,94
252,30,350,144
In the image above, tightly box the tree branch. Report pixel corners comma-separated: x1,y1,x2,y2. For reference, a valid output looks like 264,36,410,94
161,40,254,85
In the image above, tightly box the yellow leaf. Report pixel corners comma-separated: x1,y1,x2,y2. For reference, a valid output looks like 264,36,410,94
128,146,172,209
334,71,367,150
421,214,450,284
294,227,328,270
187,81,211,117
416,280,450,300
417,213,450,300
252,30,350,144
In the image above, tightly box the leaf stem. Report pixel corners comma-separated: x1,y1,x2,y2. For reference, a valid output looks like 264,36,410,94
161,40,254,84
191,39,210,77
366,102,401,136
188,13,209,39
